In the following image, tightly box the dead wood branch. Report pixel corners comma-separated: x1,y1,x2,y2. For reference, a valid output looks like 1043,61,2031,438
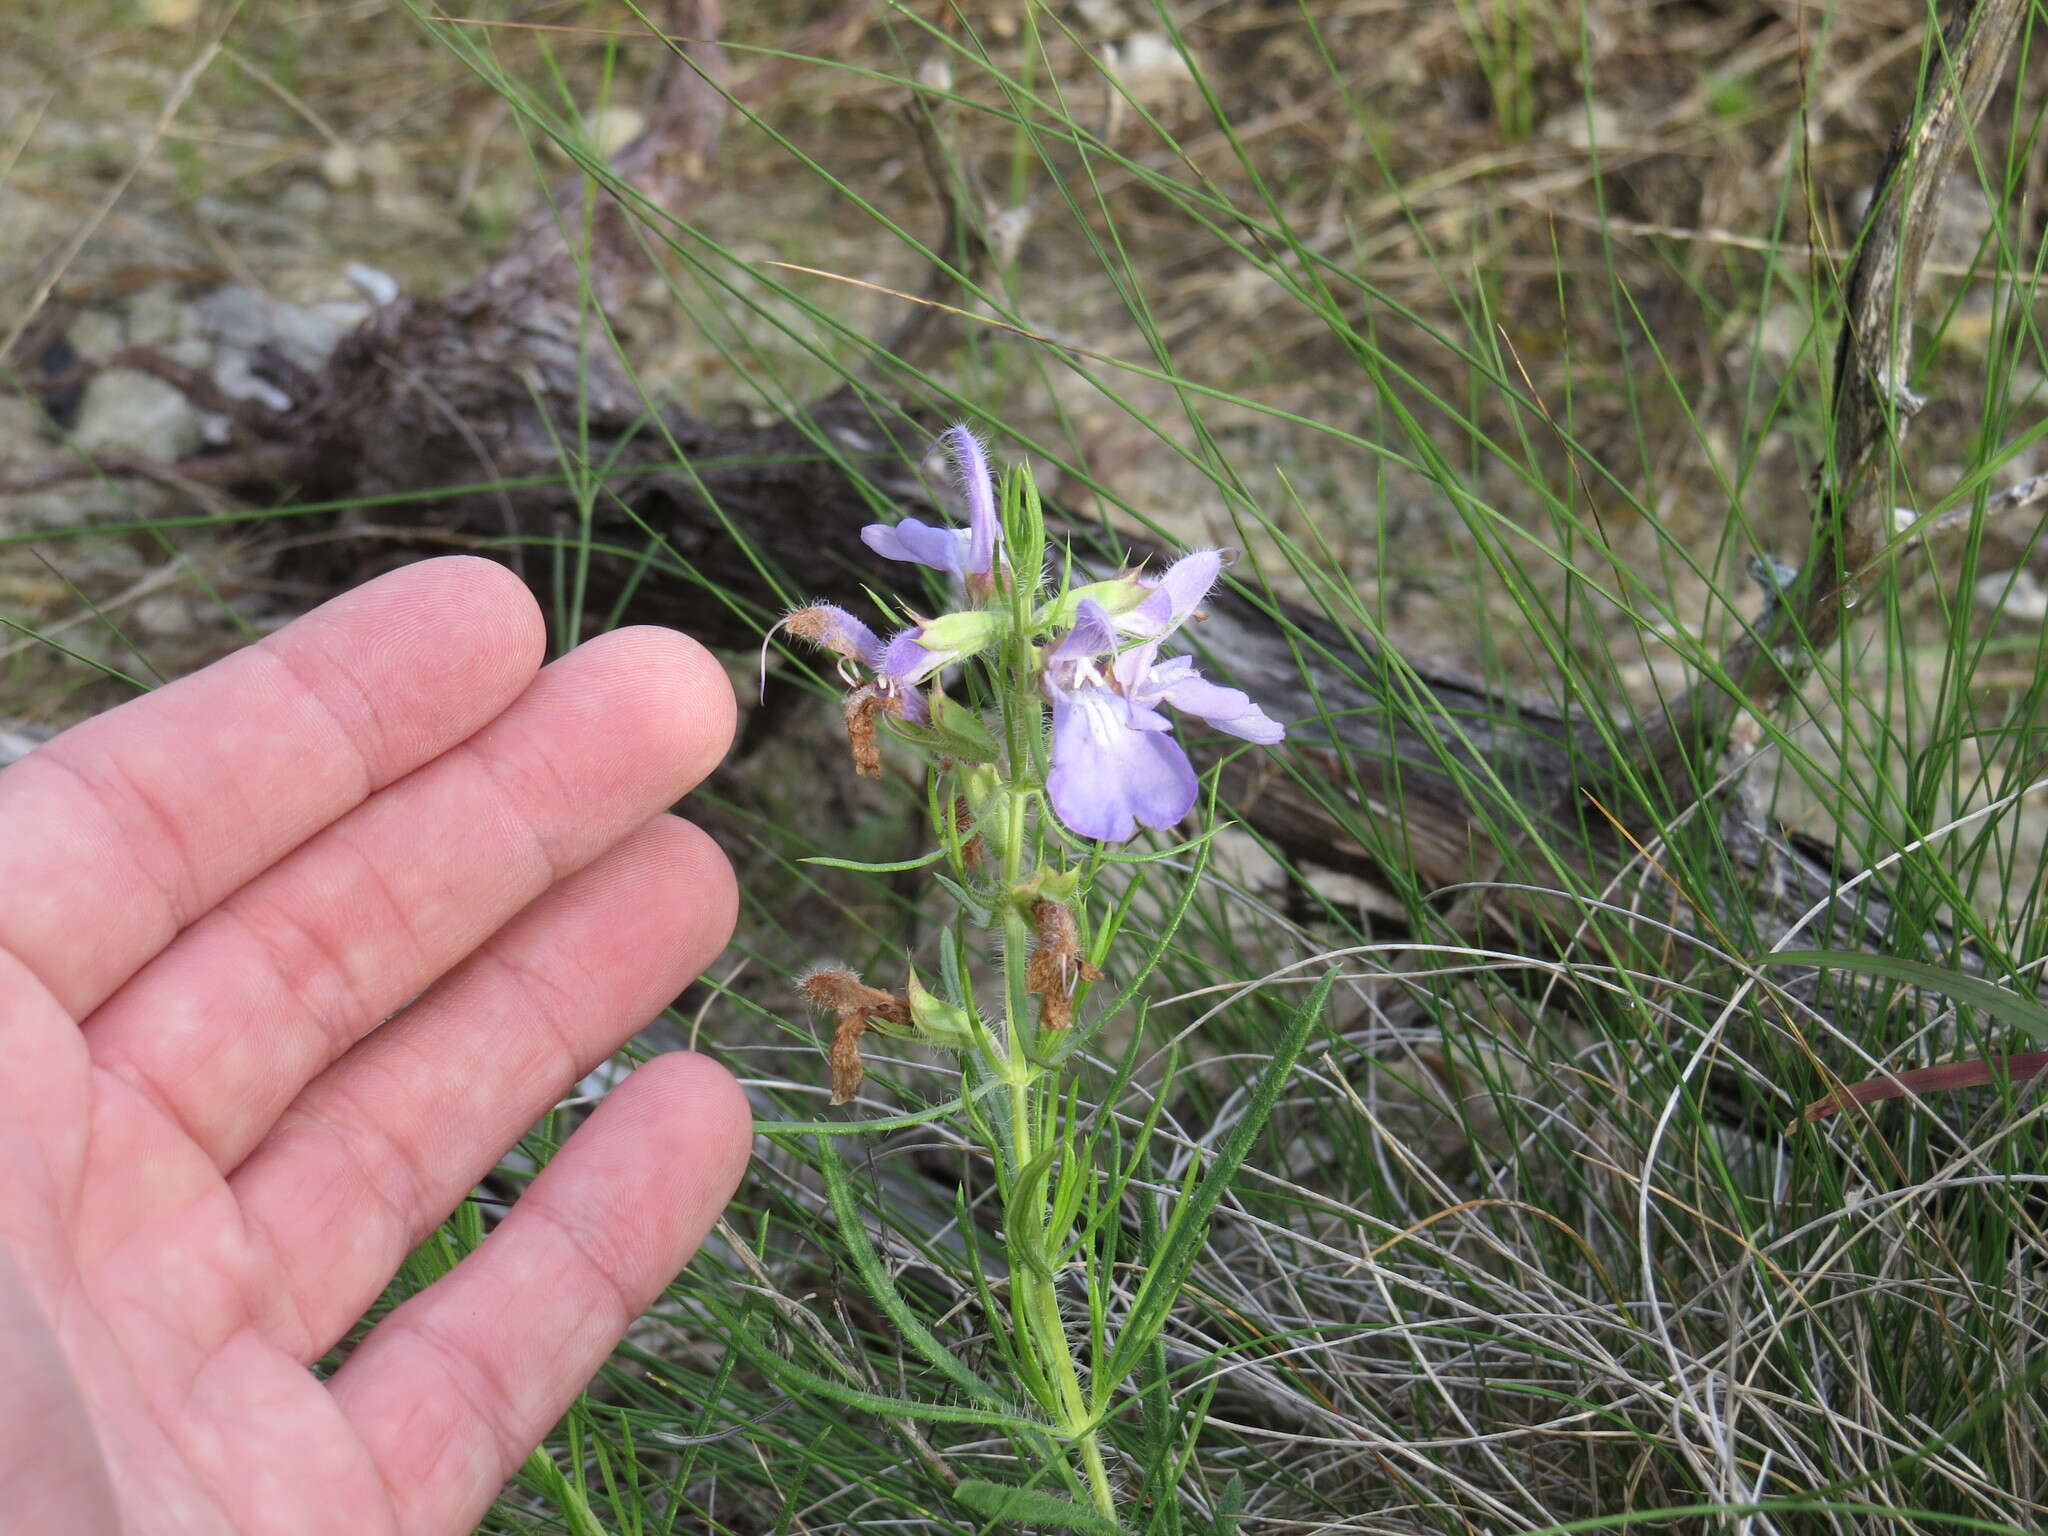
1629,0,2027,802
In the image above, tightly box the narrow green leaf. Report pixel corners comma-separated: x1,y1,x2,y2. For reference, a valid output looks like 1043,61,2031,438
1764,950,2048,1045
753,1077,1008,1137
800,847,946,874
817,1140,1011,1410
936,873,996,927
955,1479,1125,1534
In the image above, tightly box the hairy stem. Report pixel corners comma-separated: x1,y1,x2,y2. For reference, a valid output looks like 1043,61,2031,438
988,659,1116,1520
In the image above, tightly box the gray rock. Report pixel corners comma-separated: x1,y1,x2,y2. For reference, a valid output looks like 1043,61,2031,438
193,283,343,373
342,262,399,307
1973,568,2048,624
277,178,331,220
1542,99,1625,149
5,480,169,534
0,719,57,768
134,593,199,640
67,309,126,362
64,537,154,578
72,368,202,463
0,396,59,477
1933,183,1994,267
125,283,191,348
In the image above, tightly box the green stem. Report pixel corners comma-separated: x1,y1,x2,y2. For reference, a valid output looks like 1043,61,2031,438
994,832,1115,1519
978,587,1115,1521
522,1447,608,1536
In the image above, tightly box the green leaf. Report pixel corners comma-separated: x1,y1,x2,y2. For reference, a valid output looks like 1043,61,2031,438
817,1140,1012,1410
935,873,995,927
929,690,1003,761
727,1345,1040,1430
801,847,946,874
955,1480,1125,1534
753,1077,1009,1137
1213,1472,1245,1535
1763,951,2048,1045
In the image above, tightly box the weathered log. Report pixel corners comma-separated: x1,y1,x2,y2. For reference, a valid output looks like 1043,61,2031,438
16,0,2022,964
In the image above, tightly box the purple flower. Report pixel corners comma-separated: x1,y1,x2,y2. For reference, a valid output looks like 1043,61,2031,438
1041,598,1284,842
1119,548,1227,641
779,604,931,724
879,627,952,689
1048,595,1119,666
861,426,1002,583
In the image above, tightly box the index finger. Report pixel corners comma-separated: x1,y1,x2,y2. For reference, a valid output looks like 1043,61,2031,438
0,557,546,1018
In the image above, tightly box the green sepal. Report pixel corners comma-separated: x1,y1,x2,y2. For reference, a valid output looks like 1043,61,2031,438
1011,867,1081,907
905,967,981,1051
1036,573,1148,631
915,607,1005,656
930,691,1001,761
885,693,1000,763
957,765,1011,865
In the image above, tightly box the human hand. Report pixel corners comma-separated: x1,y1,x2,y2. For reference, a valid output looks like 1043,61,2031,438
0,557,751,1534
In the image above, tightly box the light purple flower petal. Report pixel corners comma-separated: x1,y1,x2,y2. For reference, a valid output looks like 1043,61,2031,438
1114,641,1284,743
862,430,1006,581
1050,598,1118,666
861,517,974,575
783,603,885,669
879,627,954,687
940,425,1000,578
1046,686,1198,842
1110,642,1166,692
1120,549,1227,640
1154,671,1284,743
890,685,930,725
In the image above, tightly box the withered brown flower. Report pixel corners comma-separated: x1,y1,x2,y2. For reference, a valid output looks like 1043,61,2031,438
800,968,912,1105
1024,898,1101,1031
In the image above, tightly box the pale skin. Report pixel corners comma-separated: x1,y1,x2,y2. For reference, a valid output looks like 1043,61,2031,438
0,557,753,1535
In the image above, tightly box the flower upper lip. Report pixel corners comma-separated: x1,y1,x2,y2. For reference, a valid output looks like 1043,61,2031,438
860,424,1004,583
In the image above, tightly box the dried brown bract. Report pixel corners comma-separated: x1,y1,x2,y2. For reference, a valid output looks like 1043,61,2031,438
1024,897,1101,1032
799,968,912,1024
843,687,886,778
953,795,986,871
828,1012,870,1106
800,967,912,1105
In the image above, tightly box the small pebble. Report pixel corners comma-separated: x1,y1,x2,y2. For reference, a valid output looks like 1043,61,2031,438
1973,568,2048,624
73,368,202,463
